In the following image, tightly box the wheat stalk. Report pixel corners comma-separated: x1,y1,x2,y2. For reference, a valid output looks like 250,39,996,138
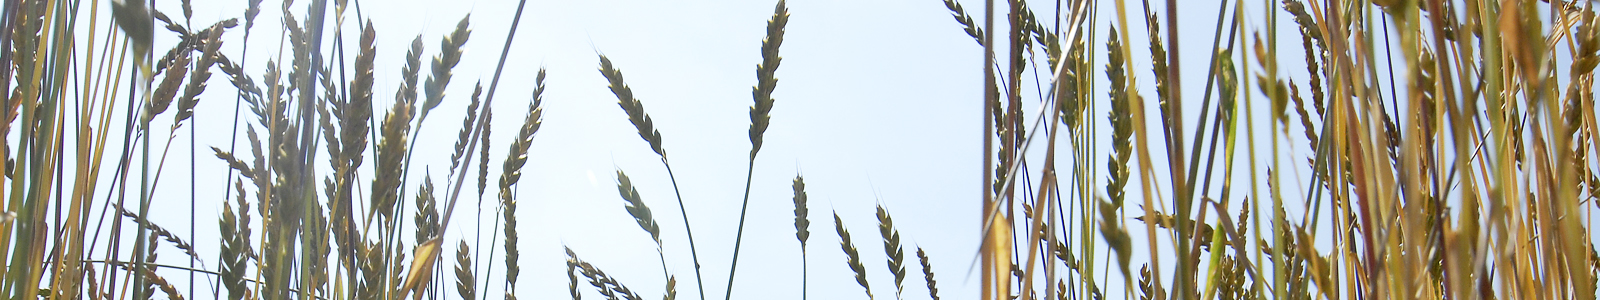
834,212,872,299
598,54,706,299
726,2,789,298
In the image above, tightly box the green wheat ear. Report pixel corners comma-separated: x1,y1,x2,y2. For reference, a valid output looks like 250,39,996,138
616,170,663,244
835,212,873,300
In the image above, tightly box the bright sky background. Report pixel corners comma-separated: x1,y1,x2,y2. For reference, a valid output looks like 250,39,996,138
116,0,1493,299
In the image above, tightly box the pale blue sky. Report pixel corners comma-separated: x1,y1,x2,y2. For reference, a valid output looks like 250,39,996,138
113,0,1478,299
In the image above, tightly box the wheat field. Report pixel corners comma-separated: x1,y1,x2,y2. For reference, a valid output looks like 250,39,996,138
0,0,1595,299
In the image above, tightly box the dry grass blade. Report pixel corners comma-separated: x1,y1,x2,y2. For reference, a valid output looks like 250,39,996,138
835,212,873,299
456,241,476,300
876,205,906,298
917,247,939,300
397,238,443,299
421,15,471,121
598,55,665,157
616,170,662,244
748,0,787,159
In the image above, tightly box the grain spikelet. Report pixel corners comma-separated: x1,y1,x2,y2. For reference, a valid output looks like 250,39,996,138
1100,26,1133,279
917,247,940,300
599,55,665,157
144,51,190,125
793,175,810,246
479,108,493,197
568,257,584,300
835,212,873,299
396,35,426,107
616,170,662,244
141,267,184,300
218,180,250,300
748,0,787,158
500,68,547,290
119,206,197,258
456,241,477,300
452,83,484,173
371,81,414,219
415,175,439,244
421,15,471,121
344,20,377,169
941,0,984,46
568,247,646,300
173,23,226,125
664,276,677,300
876,205,907,298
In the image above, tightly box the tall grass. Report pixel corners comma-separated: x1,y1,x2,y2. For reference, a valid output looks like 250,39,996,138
3,0,1596,299
943,0,1600,299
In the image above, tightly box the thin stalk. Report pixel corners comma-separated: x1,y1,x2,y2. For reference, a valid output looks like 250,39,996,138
723,160,756,300
660,158,707,300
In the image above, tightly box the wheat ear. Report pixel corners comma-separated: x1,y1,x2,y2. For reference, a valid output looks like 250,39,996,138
456,241,476,300
598,54,706,300
616,170,663,244
917,248,939,300
726,2,789,298
420,15,471,122
792,175,810,299
500,68,547,296
835,212,873,299
876,205,906,299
